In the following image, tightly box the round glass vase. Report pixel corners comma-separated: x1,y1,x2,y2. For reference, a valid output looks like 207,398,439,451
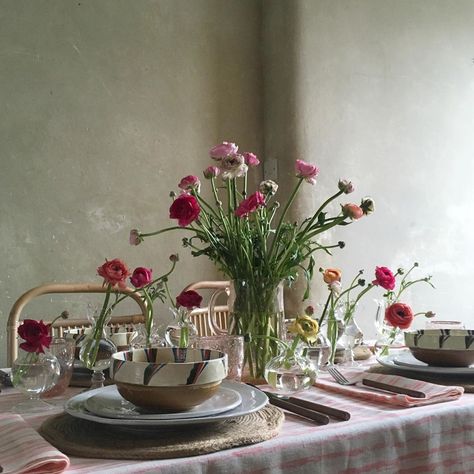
227,279,286,383
165,307,198,348
304,320,331,370
374,299,406,357
11,350,60,413
264,344,317,395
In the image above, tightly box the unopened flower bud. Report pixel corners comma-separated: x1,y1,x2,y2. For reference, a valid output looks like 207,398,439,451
360,197,375,215
341,203,364,220
425,311,436,318
169,254,179,262
203,166,221,179
259,180,279,195
169,191,177,198
338,178,355,194
129,229,142,246
357,278,366,286
304,305,315,316
338,241,345,248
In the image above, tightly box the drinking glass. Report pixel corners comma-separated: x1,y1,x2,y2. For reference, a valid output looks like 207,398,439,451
192,335,244,381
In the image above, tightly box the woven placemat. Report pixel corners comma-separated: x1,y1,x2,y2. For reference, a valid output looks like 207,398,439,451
39,405,283,460
368,365,474,392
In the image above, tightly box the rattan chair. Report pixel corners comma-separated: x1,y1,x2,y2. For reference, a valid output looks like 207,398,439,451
182,280,231,336
7,282,147,366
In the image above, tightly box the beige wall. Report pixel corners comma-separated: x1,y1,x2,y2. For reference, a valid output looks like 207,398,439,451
0,0,263,365
2,0,473,365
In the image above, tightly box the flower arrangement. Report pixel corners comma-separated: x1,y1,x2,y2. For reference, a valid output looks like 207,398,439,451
79,256,178,369
373,263,435,355
129,141,373,379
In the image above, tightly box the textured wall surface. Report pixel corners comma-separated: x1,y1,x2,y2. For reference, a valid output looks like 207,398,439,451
264,0,474,337
0,0,263,365
2,0,473,365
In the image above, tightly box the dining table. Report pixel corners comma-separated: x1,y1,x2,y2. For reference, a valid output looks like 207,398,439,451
1,358,473,474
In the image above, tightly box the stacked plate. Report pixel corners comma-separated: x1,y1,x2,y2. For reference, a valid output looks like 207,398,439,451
65,380,268,427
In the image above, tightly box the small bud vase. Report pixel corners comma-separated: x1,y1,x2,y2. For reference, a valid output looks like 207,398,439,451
374,299,405,357
264,344,317,395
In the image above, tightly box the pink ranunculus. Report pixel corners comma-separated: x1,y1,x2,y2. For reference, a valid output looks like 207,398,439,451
130,267,153,288
243,152,260,167
97,258,131,289
18,319,52,353
129,229,141,246
235,191,266,218
169,193,201,227
176,290,203,310
203,166,221,179
295,159,320,184
178,175,201,193
372,266,396,290
209,141,239,160
338,178,355,194
341,203,364,220
385,302,414,329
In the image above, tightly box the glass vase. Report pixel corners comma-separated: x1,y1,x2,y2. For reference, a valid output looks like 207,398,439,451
78,304,116,390
11,350,60,413
304,321,331,370
129,323,166,349
374,299,405,357
264,345,317,395
227,279,285,383
165,308,198,348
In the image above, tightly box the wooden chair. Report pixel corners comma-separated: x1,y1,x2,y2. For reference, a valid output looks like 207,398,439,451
182,281,231,336
7,283,147,366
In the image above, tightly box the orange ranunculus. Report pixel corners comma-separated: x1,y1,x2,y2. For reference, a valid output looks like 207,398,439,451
323,268,342,284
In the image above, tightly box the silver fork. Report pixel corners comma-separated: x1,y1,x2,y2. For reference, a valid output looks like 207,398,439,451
327,366,426,398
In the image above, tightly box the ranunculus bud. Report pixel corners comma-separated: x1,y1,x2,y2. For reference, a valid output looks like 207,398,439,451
295,159,320,185
259,180,278,195
304,305,315,316
360,197,375,215
243,152,260,167
178,175,201,193
323,268,342,284
130,267,153,288
176,290,203,310
209,141,238,160
203,166,221,179
129,229,142,246
424,311,436,318
341,203,364,220
169,253,179,262
338,178,355,194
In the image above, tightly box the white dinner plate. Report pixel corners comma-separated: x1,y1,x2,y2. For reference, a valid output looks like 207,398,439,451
65,380,268,426
84,384,242,420
377,351,474,375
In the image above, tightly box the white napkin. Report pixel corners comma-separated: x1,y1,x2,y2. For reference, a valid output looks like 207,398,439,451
315,368,464,407
0,414,70,474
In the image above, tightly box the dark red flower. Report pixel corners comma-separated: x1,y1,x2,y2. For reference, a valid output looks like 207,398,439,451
17,319,52,353
385,302,414,329
176,290,203,310
169,194,201,227
130,267,153,288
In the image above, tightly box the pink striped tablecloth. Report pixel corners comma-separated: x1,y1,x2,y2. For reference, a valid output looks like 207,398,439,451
1,374,473,474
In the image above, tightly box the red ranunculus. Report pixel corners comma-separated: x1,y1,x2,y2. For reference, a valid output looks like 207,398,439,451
235,191,265,218
176,290,203,310
169,194,201,227
18,319,52,353
373,266,396,290
97,258,131,289
130,267,153,288
385,302,414,329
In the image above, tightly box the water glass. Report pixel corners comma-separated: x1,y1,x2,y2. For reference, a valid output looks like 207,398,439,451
192,335,244,381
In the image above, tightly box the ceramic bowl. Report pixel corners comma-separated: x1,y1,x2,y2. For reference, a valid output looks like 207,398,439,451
404,329,474,367
110,347,228,410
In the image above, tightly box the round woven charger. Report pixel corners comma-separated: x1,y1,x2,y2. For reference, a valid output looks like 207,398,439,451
39,405,284,460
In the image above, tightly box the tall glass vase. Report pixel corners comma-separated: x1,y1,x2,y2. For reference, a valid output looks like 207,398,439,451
226,280,285,382
374,299,405,357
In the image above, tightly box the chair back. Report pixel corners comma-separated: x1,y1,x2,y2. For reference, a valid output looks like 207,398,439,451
7,282,147,366
182,281,230,336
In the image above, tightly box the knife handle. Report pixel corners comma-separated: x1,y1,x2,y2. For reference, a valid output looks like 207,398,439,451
362,379,426,398
269,396,330,424
287,397,351,421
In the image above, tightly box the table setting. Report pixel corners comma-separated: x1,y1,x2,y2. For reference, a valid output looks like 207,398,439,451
1,141,474,473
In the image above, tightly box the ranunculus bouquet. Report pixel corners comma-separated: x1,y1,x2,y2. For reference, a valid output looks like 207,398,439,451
130,141,373,380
